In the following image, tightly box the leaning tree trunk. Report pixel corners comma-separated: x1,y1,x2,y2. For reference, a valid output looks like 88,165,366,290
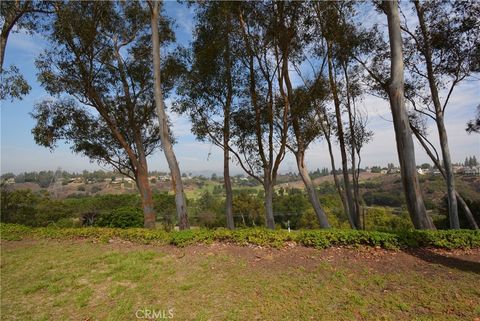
411,125,478,229
436,115,459,228
150,1,189,230
295,151,330,228
414,2,459,229
385,0,435,229
136,165,156,229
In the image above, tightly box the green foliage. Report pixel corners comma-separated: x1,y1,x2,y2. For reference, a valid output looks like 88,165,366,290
153,193,176,231
233,191,265,227
363,191,405,207
95,207,143,228
438,195,480,229
0,65,31,101
1,189,40,226
363,207,413,231
2,224,479,250
297,230,399,249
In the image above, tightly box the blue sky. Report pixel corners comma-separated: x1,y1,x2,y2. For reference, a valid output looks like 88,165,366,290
1,1,479,175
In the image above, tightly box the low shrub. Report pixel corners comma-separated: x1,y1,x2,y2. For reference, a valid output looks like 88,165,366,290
1,224,479,250
95,207,143,228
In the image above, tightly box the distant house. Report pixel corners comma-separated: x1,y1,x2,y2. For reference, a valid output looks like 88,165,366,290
387,167,400,174
464,166,480,176
452,165,464,174
380,169,388,174
4,178,15,185
417,168,428,175
159,175,171,182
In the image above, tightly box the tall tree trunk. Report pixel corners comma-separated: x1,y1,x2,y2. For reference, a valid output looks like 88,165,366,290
343,64,361,228
436,116,459,228
149,1,189,230
326,41,357,229
385,0,435,230
136,166,156,229
223,30,234,230
414,1,459,229
224,145,234,229
295,150,330,228
264,175,275,230
411,125,478,229
322,122,350,224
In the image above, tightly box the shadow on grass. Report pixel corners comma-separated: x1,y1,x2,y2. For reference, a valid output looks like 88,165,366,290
404,248,480,275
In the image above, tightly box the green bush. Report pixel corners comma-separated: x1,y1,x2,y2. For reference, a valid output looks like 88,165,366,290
363,207,413,231
95,207,143,228
363,191,405,207
2,224,479,250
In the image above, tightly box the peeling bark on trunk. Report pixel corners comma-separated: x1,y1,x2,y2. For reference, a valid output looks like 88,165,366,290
295,151,330,228
149,1,189,230
136,166,156,229
385,0,435,230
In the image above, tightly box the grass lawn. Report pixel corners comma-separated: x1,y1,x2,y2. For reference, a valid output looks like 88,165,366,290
1,239,479,321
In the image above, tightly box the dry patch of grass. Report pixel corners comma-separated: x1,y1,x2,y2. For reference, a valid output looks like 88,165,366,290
1,240,479,321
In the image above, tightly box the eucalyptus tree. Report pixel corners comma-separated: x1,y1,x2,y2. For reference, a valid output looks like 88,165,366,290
147,0,189,230
262,1,330,228
352,1,435,229
0,0,52,69
409,114,478,229
31,1,176,228
288,79,331,228
312,1,362,228
383,0,435,229
0,1,53,101
400,0,480,229
317,105,350,219
231,1,291,229
175,1,242,229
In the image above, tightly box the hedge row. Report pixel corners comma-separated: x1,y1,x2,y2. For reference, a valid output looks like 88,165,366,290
1,224,479,249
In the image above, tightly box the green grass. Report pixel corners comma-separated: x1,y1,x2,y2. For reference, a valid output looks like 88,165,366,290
1,240,479,320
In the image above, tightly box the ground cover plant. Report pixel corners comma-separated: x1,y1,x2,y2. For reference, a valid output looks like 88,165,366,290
2,224,479,250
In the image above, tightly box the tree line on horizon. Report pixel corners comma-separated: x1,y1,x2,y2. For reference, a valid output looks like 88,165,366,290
1,0,479,230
